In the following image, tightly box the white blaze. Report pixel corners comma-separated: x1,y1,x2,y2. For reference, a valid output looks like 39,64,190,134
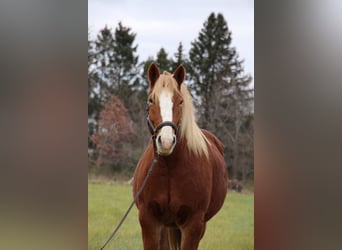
159,90,174,150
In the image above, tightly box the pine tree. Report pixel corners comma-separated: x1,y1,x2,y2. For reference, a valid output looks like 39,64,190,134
188,12,253,180
140,56,155,91
172,42,189,72
92,23,140,106
174,42,185,65
89,23,142,161
88,30,95,116
140,47,173,86
88,30,101,152
93,25,116,105
142,44,187,77
110,23,149,160
189,13,239,124
155,47,173,72
112,22,139,100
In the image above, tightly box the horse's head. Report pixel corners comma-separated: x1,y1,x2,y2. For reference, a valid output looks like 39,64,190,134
146,63,185,156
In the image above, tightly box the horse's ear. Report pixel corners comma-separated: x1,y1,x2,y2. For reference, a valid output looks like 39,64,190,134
148,63,160,90
173,64,186,88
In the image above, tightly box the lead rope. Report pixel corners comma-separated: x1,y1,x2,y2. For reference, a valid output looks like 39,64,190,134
99,153,159,250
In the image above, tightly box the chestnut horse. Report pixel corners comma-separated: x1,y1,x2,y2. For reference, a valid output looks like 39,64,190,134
133,63,228,250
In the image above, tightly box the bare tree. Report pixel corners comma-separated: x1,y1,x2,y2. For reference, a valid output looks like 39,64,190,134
91,96,135,170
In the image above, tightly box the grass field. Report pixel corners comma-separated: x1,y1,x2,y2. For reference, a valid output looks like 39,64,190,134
88,181,254,250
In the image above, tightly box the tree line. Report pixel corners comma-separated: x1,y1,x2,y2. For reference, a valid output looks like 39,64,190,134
88,12,254,181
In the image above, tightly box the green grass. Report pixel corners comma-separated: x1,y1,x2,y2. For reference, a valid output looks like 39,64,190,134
88,182,254,250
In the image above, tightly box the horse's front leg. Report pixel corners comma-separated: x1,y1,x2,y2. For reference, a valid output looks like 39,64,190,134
180,213,206,250
139,210,162,250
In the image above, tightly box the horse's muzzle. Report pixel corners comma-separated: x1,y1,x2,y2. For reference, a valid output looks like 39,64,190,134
156,133,177,155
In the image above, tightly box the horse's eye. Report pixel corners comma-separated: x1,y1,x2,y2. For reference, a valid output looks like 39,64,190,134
148,98,154,105
180,100,184,105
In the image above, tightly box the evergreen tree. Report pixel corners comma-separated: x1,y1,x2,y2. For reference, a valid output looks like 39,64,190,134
88,26,116,156
88,30,101,151
155,47,173,73
112,22,139,100
140,56,155,91
140,47,173,86
93,25,116,105
92,23,139,106
188,12,253,180
174,42,185,65
189,13,239,123
88,30,96,116
172,42,189,72
89,23,142,160
110,23,148,158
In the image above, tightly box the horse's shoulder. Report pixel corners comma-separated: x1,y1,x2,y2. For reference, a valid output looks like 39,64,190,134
136,141,154,168
134,141,154,178
201,129,224,155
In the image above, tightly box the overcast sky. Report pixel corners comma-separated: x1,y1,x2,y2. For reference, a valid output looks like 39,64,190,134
88,0,254,79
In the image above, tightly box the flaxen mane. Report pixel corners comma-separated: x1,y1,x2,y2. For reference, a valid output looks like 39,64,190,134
151,71,210,158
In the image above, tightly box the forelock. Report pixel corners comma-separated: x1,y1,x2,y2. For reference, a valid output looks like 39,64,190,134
151,72,180,102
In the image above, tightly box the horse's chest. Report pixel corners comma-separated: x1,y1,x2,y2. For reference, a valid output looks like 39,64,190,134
152,162,208,200
147,164,210,226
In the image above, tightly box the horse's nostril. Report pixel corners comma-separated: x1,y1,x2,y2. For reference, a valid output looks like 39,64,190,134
157,136,162,145
173,136,176,145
